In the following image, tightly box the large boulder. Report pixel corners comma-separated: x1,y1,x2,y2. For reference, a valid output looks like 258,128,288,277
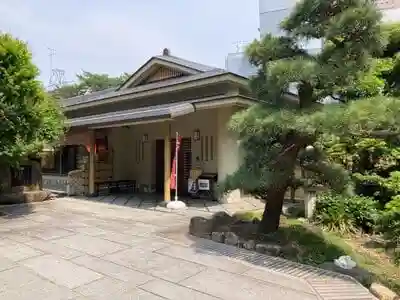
210,211,235,231
229,222,258,239
189,216,212,239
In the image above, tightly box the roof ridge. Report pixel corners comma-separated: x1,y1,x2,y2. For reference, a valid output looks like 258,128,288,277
155,54,223,72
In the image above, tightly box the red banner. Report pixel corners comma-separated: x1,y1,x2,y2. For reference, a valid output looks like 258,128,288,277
170,135,182,190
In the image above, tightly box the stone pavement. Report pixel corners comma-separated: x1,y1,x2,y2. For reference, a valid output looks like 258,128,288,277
0,197,376,300
70,193,265,215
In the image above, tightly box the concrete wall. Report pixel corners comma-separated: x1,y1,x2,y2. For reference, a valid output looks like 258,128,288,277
110,106,241,191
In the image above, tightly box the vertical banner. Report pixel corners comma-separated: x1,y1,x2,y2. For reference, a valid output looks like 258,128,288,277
170,133,182,191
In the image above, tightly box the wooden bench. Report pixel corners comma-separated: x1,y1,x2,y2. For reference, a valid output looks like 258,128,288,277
94,180,136,196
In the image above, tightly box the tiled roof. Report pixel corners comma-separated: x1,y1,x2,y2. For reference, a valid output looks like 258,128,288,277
155,55,221,72
69,101,196,127
62,69,228,108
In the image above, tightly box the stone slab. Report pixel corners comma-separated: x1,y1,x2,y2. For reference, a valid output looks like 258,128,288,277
20,254,103,289
0,239,43,262
110,288,166,300
112,196,130,206
23,227,75,241
52,233,128,257
141,279,220,300
156,244,250,274
24,238,84,260
74,277,139,299
72,255,154,284
181,268,318,300
103,249,205,282
0,268,80,299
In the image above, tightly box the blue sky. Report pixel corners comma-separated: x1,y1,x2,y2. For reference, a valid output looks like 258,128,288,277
0,0,259,85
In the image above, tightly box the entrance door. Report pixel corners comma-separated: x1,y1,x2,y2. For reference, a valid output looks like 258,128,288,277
155,138,192,196
155,140,165,193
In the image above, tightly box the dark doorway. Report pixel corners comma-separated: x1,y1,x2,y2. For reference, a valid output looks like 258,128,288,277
155,140,165,193
155,138,192,196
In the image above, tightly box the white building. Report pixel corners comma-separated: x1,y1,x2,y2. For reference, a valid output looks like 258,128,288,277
226,0,400,77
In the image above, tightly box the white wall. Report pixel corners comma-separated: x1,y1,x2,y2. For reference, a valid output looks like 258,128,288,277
109,108,225,189
217,106,241,183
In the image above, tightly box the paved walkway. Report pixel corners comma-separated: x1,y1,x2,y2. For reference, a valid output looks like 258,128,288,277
71,193,266,215
0,197,375,299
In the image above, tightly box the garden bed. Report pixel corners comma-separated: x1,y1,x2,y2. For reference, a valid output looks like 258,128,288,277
189,210,400,295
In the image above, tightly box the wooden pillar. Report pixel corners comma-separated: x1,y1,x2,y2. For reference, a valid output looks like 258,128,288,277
164,125,171,201
88,130,96,196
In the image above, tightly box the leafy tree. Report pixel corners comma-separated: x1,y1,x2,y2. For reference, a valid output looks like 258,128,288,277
0,33,64,166
342,22,400,98
222,0,385,234
51,71,130,99
322,22,400,206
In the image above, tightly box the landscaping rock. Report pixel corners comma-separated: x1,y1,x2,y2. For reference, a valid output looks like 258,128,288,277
319,262,374,286
189,216,212,239
282,202,304,217
23,190,52,203
370,282,399,300
255,243,282,256
211,232,225,243
0,190,52,205
243,239,256,250
225,232,239,246
229,222,258,239
210,211,235,231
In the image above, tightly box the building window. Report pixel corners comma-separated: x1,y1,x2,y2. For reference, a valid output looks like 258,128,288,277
200,136,204,161
41,145,80,175
135,140,144,163
205,136,209,161
210,136,214,160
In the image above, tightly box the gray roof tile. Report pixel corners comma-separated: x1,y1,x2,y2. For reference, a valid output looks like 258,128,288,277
68,101,196,127
155,55,222,72
62,69,228,108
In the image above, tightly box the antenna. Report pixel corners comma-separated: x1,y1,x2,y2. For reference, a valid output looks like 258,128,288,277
47,47,66,89
48,47,56,74
232,41,249,53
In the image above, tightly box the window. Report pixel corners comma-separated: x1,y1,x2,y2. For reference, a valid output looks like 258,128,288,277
41,145,80,175
205,136,209,161
210,136,214,160
200,136,215,162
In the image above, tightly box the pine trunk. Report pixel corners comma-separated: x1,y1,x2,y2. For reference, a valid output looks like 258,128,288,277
257,135,309,234
258,186,287,234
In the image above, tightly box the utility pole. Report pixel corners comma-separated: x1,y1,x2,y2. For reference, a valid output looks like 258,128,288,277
47,47,66,90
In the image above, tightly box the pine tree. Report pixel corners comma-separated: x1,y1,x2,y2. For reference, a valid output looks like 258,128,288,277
222,0,386,234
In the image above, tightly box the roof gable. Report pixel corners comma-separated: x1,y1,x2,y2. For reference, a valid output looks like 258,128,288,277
118,54,218,90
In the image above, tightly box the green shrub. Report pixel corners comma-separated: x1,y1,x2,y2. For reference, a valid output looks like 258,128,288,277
313,193,379,233
377,195,400,264
378,210,400,264
385,195,400,212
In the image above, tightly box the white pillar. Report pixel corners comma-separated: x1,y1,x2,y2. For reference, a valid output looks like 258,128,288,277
217,106,242,203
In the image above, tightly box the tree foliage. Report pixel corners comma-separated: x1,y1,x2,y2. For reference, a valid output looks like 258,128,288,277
0,33,64,165
51,71,130,99
223,0,392,234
